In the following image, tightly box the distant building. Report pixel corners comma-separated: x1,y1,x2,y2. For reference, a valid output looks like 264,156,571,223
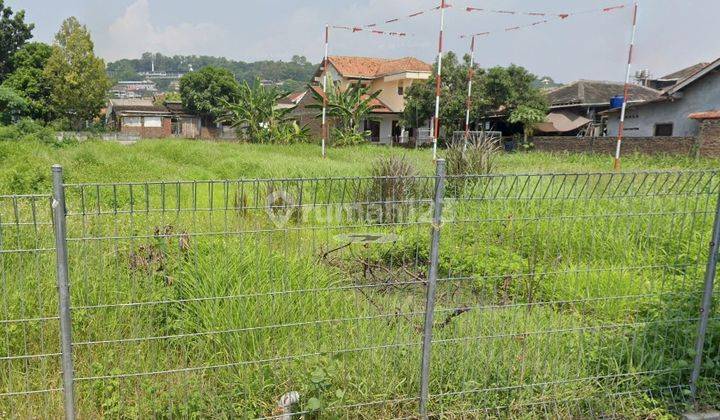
604,57,720,137
106,99,233,139
538,80,660,136
277,91,308,110
289,56,433,145
110,80,159,99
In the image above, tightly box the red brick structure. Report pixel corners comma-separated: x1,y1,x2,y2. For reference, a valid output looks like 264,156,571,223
690,112,720,157
531,136,698,155
107,99,233,140
531,113,720,157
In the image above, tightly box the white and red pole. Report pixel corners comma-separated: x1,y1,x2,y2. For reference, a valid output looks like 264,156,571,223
432,0,447,161
321,24,330,159
463,35,476,151
614,2,639,171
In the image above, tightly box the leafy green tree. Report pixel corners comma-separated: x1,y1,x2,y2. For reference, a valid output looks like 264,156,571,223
308,79,383,132
0,85,28,124
402,53,547,136
481,64,546,113
107,60,140,82
402,52,487,133
0,0,34,81
509,105,547,144
179,66,240,123
1,42,53,121
43,17,111,129
217,79,293,143
106,53,317,90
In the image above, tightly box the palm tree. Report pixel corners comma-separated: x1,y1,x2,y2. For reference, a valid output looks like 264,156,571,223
308,80,383,133
218,79,293,143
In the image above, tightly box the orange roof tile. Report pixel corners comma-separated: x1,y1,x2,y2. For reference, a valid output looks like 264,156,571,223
326,56,432,79
689,110,720,120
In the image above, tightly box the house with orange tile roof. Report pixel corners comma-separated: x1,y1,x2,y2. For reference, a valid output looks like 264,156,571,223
289,56,432,144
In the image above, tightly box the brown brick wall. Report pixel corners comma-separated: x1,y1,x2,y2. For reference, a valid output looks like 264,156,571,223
697,119,720,157
531,136,700,156
120,117,172,138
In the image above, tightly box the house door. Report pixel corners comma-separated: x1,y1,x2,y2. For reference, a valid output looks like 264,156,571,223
392,120,401,143
364,120,381,142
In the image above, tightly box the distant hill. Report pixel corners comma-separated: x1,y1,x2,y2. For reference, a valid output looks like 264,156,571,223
106,52,318,92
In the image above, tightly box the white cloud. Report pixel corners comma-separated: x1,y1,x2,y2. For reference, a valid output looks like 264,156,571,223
105,0,223,60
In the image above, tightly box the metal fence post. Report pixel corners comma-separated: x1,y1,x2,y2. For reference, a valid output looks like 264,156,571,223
419,159,446,418
52,165,76,420
690,188,720,402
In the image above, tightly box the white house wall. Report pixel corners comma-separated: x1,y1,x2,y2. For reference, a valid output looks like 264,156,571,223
607,70,720,137
378,115,395,145
360,114,400,145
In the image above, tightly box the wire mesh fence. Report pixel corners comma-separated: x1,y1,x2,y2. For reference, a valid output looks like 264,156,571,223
0,193,62,418
1,166,720,418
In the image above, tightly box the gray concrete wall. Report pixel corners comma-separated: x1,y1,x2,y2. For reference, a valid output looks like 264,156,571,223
607,69,720,137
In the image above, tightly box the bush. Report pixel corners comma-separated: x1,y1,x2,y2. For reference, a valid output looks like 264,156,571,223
0,118,56,143
445,135,501,194
270,121,311,144
366,155,421,223
0,124,21,141
446,136,500,175
331,128,369,147
6,161,50,193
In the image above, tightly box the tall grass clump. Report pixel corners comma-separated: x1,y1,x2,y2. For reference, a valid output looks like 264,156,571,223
444,135,501,196
365,155,423,224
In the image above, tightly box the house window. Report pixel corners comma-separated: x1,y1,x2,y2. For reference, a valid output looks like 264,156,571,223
144,116,162,128
123,117,142,127
654,123,674,137
397,82,404,96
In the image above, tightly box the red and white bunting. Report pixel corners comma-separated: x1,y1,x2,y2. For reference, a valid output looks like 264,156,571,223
466,7,556,17
331,25,411,37
460,3,627,39
362,3,451,29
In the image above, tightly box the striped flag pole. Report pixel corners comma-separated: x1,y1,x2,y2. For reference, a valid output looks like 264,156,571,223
463,35,476,152
614,2,639,171
432,0,447,161
321,24,329,159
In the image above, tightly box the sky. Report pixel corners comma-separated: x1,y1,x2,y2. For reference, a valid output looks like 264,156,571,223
12,0,720,83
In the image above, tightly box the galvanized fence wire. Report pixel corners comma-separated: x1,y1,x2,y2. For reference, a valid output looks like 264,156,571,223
61,174,437,419
2,168,720,419
0,194,62,419
426,170,720,417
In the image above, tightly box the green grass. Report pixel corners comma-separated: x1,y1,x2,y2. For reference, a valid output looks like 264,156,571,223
0,138,718,194
1,139,720,418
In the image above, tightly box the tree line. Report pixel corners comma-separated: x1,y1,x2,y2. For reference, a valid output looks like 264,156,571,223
107,53,318,92
0,1,110,130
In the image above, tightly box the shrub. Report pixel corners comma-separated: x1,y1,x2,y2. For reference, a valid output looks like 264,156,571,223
366,155,421,223
6,161,50,193
445,135,501,194
331,128,369,147
0,124,21,141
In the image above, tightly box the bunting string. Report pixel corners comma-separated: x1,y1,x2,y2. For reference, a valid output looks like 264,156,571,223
460,3,628,39
330,25,413,37
361,4,451,28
